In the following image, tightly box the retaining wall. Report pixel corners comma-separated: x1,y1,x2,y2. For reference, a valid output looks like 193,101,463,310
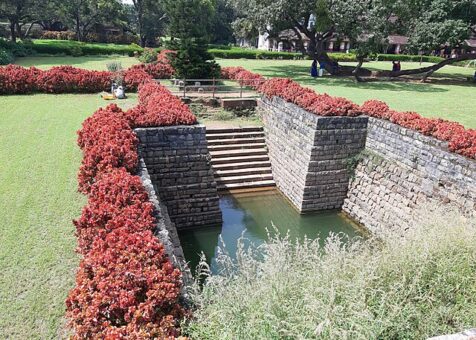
137,157,191,282
259,96,475,234
343,118,476,233
260,96,368,212
135,125,222,230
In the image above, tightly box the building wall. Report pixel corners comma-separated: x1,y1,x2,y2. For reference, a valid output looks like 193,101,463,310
135,125,222,230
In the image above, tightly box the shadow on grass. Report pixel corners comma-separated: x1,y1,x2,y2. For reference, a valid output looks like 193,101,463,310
255,64,475,93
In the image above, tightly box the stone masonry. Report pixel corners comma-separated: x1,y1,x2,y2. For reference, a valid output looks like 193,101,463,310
259,97,475,234
137,157,191,284
135,125,222,229
343,118,476,234
260,96,368,212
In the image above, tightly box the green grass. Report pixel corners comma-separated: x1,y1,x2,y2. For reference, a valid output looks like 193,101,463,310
218,59,476,128
0,93,137,339
185,206,476,339
15,55,140,70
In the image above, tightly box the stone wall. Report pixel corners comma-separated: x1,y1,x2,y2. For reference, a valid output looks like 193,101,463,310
259,96,368,212
343,118,476,234
137,157,191,283
259,97,475,235
135,125,222,229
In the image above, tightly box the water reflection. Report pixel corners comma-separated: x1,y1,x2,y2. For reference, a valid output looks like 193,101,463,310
178,190,361,274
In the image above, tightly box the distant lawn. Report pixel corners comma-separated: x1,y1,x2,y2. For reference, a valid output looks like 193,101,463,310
15,55,140,70
0,94,137,339
218,59,476,128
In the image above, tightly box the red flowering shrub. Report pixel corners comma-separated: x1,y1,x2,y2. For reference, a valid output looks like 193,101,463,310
77,105,138,193
448,129,476,158
0,65,41,94
74,168,156,253
138,81,165,106
123,67,154,91
432,121,466,141
36,66,111,93
129,50,175,80
360,100,390,118
221,66,265,89
65,229,185,339
126,83,197,127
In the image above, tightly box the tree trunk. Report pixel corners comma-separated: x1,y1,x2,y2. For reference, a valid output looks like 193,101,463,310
353,57,365,82
9,21,17,42
375,54,476,78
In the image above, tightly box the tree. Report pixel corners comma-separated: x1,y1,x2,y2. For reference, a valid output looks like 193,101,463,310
210,0,236,44
229,0,389,74
59,0,123,41
0,0,37,42
373,0,476,80
129,0,167,47
165,0,220,79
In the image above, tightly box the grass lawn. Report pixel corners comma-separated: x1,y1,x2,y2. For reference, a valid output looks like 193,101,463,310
218,59,476,128
15,55,140,70
0,94,137,339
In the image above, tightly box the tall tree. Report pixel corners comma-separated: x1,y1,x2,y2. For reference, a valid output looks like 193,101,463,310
130,0,167,47
60,0,123,41
165,0,220,79
0,0,36,42
210,0,236,44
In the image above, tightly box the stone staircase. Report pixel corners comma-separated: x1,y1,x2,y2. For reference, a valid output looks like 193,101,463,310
206,127,276,191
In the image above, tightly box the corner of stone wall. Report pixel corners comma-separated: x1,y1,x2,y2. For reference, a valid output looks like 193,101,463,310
137,156,193,286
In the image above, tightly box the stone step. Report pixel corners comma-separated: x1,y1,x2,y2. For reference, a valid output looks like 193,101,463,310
217,180,276,191
215,173,274,185
208,143,267,152
215,167,272,177
212,160,272,171
206,131,264,140
206,127,263,134
211,154,271,165
207,137,266,145
209,148,268,158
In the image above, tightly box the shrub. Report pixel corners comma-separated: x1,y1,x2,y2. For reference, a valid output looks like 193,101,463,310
77,104,138,193
138,48,158,63
69,82,197,338
66,229,185,339
0,48,14,65
185,206,476,339
73,168,156,254
31,39,143,56
0,65,41,94
40,31,76,41
35,66,111,93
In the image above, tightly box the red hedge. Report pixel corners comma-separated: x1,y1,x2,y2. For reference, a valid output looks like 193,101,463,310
0,65,41,94
68,81,196,338
74,168,156,254
221,66,476,159
65,229,184,339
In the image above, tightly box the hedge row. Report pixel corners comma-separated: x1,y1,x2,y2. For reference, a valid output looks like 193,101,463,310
375,53,444,63
0,51,174,95
31,39,143,56
67,81,197,338
221,66,476,159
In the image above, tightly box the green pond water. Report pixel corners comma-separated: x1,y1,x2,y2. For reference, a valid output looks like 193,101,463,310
178,189,362,273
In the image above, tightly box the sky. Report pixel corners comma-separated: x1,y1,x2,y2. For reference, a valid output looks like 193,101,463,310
122,0,133,4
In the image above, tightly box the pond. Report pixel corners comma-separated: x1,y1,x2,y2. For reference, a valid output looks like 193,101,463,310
178,189,363,273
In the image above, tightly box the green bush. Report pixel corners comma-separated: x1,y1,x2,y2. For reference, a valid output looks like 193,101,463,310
185,205,476,339
138,48,158,63
375,53,444,63
30,40,143,56
0,48,14,65
70,46,83,57
0,39,34,58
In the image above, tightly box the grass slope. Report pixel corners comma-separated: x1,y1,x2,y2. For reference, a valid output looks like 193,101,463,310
0,94,137,339
219,59,476,128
